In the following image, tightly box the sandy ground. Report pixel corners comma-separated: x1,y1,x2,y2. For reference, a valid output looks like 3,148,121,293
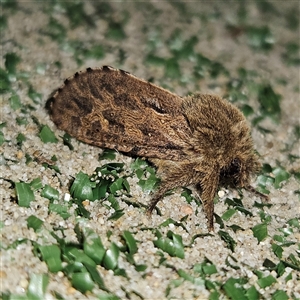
1,1,299,299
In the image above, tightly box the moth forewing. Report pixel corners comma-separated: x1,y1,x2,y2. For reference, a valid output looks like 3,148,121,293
47,66,264,231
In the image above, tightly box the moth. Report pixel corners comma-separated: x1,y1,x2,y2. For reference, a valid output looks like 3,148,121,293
47,66,267,231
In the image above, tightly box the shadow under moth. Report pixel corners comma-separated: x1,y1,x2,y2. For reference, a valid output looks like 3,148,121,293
47,66,268,231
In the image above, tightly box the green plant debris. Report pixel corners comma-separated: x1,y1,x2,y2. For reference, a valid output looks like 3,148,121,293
16,133,26,147
122,231,138,255
103,242,120,270
257,84,281,121
27,85,42,104
257,274,277,288
62,133,74,150
44,17,67,43
41,185,59,201
0,68,11,94
106,21,126,40
272,290,289,300
80,226,106,265
282,42,300,66
27,273,49,300
272,166,290,189
246,26,274,50
154,230,185,259
99,149,117,160
9,94,21,110
4,52,20,74
15,182,35,207
39,244,63,273
252,223,268,243
222,208,236,221
71,272,95,294
62,2,95,29
49,203,71,220
218,230,236,252
27,215,43,232
70,171,96,201
39,125,58,143
131,158,160,192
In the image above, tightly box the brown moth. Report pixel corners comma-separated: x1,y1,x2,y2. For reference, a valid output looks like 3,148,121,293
47,66,267,231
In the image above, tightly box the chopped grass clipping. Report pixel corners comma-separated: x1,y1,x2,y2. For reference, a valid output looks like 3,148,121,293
15,182,35,207
27,273,49,300
39,125,58,143
27,215,43,232
154,230,185,259
252,223,268,243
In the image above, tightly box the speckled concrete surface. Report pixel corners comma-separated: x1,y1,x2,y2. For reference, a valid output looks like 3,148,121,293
1,1,299,299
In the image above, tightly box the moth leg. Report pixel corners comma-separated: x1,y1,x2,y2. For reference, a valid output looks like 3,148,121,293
147,182,174,215
245,185,270,202
196,170,219,231
146,158,198,216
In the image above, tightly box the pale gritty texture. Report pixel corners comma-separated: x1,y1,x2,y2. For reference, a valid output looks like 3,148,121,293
47,66,261,230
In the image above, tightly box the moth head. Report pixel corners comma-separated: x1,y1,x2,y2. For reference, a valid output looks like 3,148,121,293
219,153,261,188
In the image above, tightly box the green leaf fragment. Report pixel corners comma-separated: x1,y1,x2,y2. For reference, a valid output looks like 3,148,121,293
245,285,259,300
16,133,26,146
257,274,277,288
222,208,236,221
39,245,63,273
85,45,105,59
41,185,59,201
271,243,283,259
103,242,119,270
122,231,138,255
28,85,42,103
5,52,21,74
106,21,126,40
209,290,220,300
109,177,125,194
257,84,281,121
246,26,274,50
9,94,21,110
0,68,11,94
154,230,185,259
27,215,43,231
99,149,116,160
218,230,236,252
71,272,94,294
27,273,49,300
287,217,299,228
15,182,35,207
71,171,95,201
223,278,247,300
39,125,58,143
62,133,74,150
202,264,218,275
49,204,71,220
68,248,97,267
252,223,268,243
84,263,106,291
271,290,289,300
107,209,125,221
177,269,195,283
273,166,290,188
82,228,105,265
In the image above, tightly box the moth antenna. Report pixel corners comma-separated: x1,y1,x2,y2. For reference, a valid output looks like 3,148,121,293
245,185,270,202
